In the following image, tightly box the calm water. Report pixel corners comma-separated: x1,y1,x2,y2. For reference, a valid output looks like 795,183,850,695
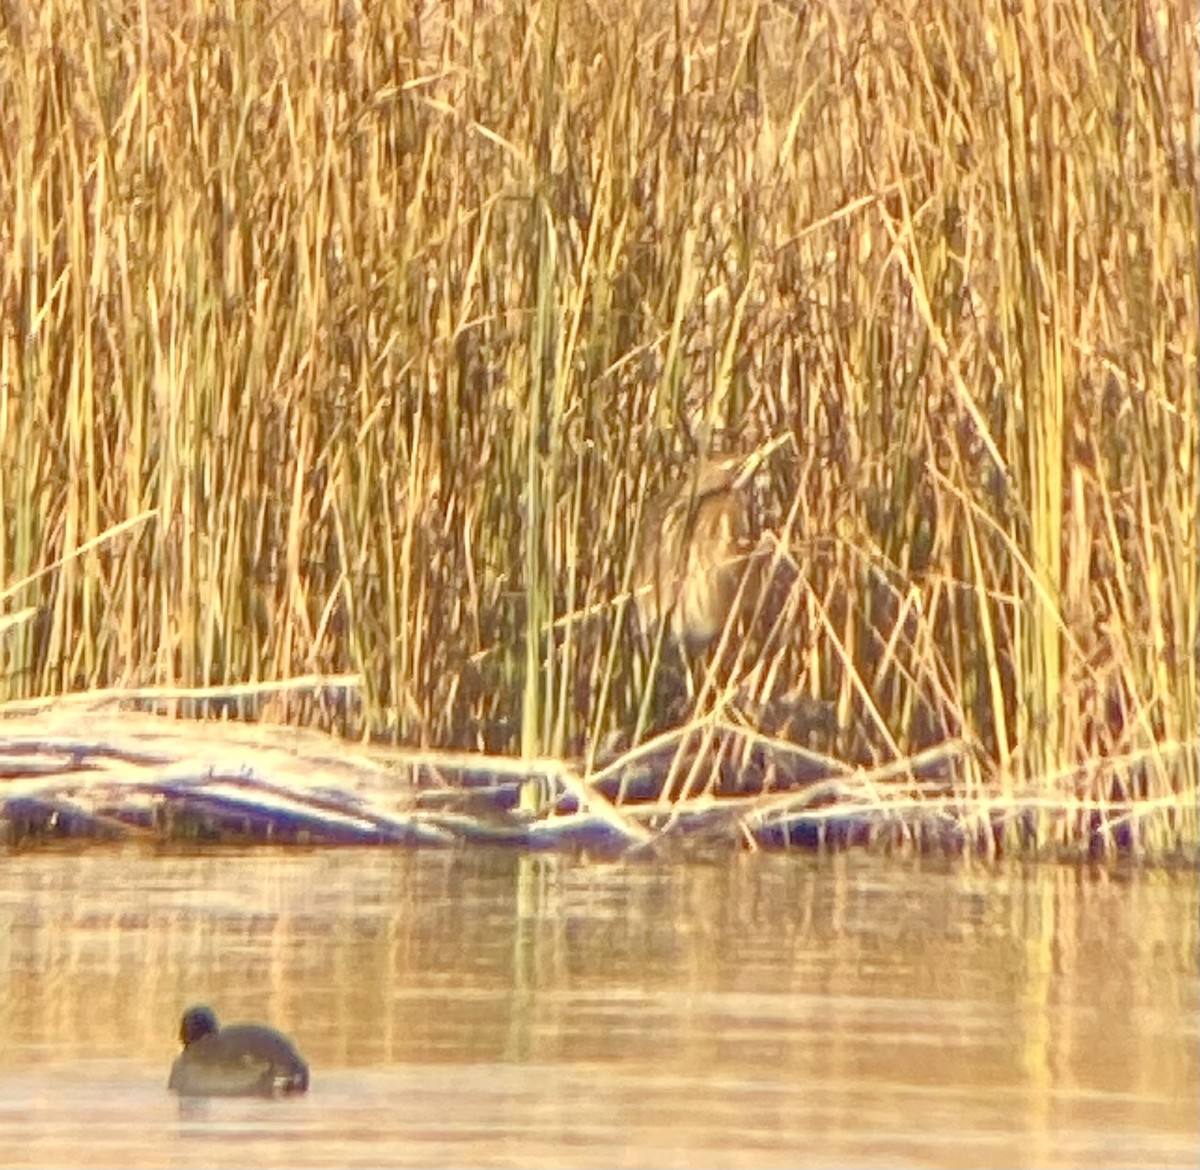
0,848,1194,1168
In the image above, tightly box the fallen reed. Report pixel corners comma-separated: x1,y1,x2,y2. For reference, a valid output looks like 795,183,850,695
0,0,1195,856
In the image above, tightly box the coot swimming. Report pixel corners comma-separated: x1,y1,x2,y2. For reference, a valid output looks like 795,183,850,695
168,1005,309,1098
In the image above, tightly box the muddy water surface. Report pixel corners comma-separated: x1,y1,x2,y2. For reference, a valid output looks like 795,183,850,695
0,848,1195,1168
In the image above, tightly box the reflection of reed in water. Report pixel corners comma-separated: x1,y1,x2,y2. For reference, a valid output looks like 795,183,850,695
633,454,753,660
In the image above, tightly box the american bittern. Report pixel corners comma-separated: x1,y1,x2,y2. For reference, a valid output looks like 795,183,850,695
633,454,754,658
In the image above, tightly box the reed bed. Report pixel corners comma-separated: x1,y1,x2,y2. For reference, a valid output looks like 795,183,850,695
0,0,1196,859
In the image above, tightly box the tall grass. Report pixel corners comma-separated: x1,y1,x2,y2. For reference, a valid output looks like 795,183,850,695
0,1,1195,846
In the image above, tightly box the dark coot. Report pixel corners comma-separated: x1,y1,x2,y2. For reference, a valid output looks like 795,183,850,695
168,1004,310,1098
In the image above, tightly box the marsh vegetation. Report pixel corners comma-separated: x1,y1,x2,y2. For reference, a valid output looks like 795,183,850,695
0,1,1195,856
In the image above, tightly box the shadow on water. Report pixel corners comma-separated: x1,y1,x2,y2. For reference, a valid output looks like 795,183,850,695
0,847,1195,1168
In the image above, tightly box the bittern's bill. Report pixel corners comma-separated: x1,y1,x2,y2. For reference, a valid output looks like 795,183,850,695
633,454,755,656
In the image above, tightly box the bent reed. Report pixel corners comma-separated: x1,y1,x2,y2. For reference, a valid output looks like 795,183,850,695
0,1,1195,857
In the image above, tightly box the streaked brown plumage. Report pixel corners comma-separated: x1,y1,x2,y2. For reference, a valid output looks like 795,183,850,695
633,455,752,656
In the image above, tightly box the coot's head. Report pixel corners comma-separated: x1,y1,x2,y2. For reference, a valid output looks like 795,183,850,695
179,1004,220,1047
